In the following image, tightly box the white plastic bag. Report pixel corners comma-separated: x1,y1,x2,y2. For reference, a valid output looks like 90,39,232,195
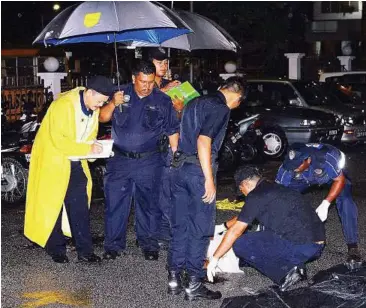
206,233,243,274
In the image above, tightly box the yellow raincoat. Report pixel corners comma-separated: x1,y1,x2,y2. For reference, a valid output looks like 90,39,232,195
24,87,99,247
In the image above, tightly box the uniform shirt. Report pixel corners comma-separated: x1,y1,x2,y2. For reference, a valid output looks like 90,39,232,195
237,180,325,244
111,84,180,153
178,91,230,156
155,78,171,89
276,144,345,188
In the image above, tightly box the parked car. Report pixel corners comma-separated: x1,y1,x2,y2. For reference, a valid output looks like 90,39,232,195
319,71,366,102
320,82,365,112
230,81,343,159
246,79,366,146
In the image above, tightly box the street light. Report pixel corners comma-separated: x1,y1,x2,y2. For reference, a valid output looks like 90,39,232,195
53,4,60,11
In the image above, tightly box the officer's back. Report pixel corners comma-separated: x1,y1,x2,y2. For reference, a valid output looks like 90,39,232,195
178,92,231,157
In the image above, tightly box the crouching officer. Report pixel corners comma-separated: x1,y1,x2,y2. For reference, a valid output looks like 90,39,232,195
99,60,180,261
167,77,244,301
275,143,361,269
208,166,325,291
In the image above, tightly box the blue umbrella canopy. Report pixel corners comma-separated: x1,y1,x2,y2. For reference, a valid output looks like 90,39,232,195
33,1,192,46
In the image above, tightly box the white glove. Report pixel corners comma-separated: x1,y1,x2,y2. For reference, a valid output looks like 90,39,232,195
207,257,219,283
214,223,227,236
316,200,331,222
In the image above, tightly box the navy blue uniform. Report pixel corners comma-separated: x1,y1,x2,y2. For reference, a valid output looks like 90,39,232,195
234,181,325,284
104,84,179,254
168,92,230,277
276,143,358,245
155,78,180,244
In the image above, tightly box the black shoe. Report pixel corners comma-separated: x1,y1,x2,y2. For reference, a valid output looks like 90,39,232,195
158,240,170,251
167,271,183,295
103,250,120,260
78,253,102,263
144,251,159,261
184,276,222,301
346,247,362,270
279,266,306,292
51,254,69,264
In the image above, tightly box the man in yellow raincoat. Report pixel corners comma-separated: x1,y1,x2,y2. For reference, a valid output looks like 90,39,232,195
24,76,121,263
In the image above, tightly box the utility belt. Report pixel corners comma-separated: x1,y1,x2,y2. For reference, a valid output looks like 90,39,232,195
172,151,200,168
113,146,160,159
171,151,218,168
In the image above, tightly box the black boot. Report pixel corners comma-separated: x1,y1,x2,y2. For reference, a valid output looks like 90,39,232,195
346,246,362,270
279,266,307,291
167,271,183,295
184,275,222,301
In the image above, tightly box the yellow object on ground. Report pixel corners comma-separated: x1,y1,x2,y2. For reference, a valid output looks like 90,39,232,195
24,87,99,248
216,198,244,212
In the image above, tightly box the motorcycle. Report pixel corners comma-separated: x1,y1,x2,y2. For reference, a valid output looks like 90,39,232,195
219,114,265,171
1,131,33,204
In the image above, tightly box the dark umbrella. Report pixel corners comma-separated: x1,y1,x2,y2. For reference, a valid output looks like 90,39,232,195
33,1,192,87
33,2,192,46
126,10,239,52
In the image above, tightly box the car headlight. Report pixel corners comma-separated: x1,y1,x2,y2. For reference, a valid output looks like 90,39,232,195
300,119,320,126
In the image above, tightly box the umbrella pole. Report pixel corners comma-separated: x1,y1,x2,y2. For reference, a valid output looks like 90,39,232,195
114,33,120,90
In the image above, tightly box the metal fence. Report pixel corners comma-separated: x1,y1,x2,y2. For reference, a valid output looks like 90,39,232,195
1,85,50,122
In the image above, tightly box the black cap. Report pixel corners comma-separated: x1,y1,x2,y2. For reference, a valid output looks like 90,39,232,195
87,76,115,97
234,165,262,187
149,47,169,61
282,143,311,171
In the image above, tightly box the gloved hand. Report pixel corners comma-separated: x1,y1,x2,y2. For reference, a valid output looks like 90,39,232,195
207,256,219,283
214,223,227,236
316,200,331,222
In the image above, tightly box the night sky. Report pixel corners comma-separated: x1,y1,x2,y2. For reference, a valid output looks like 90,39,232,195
1,1,81,46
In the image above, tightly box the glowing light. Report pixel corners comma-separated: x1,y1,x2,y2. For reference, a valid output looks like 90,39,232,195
338,151,346,169
53,4,60,11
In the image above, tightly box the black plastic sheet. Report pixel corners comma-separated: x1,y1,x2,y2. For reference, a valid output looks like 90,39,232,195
221,263,366,308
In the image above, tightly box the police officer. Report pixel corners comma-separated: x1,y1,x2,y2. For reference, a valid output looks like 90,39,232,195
149,47,184,248
148,47,182,95
208,166,325,291
275,143,361,269
99,60,180,261
167,77,244,301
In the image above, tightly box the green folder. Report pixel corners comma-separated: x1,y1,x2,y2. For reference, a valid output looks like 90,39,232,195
166,81,200,105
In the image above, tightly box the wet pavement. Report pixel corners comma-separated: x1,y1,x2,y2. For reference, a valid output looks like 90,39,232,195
2,146,366,308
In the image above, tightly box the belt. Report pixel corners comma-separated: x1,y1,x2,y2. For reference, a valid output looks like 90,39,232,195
113,146,159,159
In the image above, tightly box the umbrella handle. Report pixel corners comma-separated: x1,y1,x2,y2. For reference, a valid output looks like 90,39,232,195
113,33,120,90
114,33,123,112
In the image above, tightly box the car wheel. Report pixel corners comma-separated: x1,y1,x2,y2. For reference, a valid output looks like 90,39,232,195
262,127,287,159
1,157,28,204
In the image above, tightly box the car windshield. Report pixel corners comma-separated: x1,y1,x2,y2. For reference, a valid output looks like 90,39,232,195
292,81,342,106
320,83,364,106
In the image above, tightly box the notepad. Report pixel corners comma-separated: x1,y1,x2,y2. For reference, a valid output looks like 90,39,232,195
166,81,200,105
68,139,114,161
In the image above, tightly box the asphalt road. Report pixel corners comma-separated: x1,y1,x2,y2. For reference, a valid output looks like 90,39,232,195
2,146,366,308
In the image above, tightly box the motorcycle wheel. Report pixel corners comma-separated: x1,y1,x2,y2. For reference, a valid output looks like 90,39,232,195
218,142,238,171
239,144,257,162
262,127,287,159
1,157,28,204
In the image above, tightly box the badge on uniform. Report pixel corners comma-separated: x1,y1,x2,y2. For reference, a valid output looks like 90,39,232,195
289,150,296,160
314,168,324,176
